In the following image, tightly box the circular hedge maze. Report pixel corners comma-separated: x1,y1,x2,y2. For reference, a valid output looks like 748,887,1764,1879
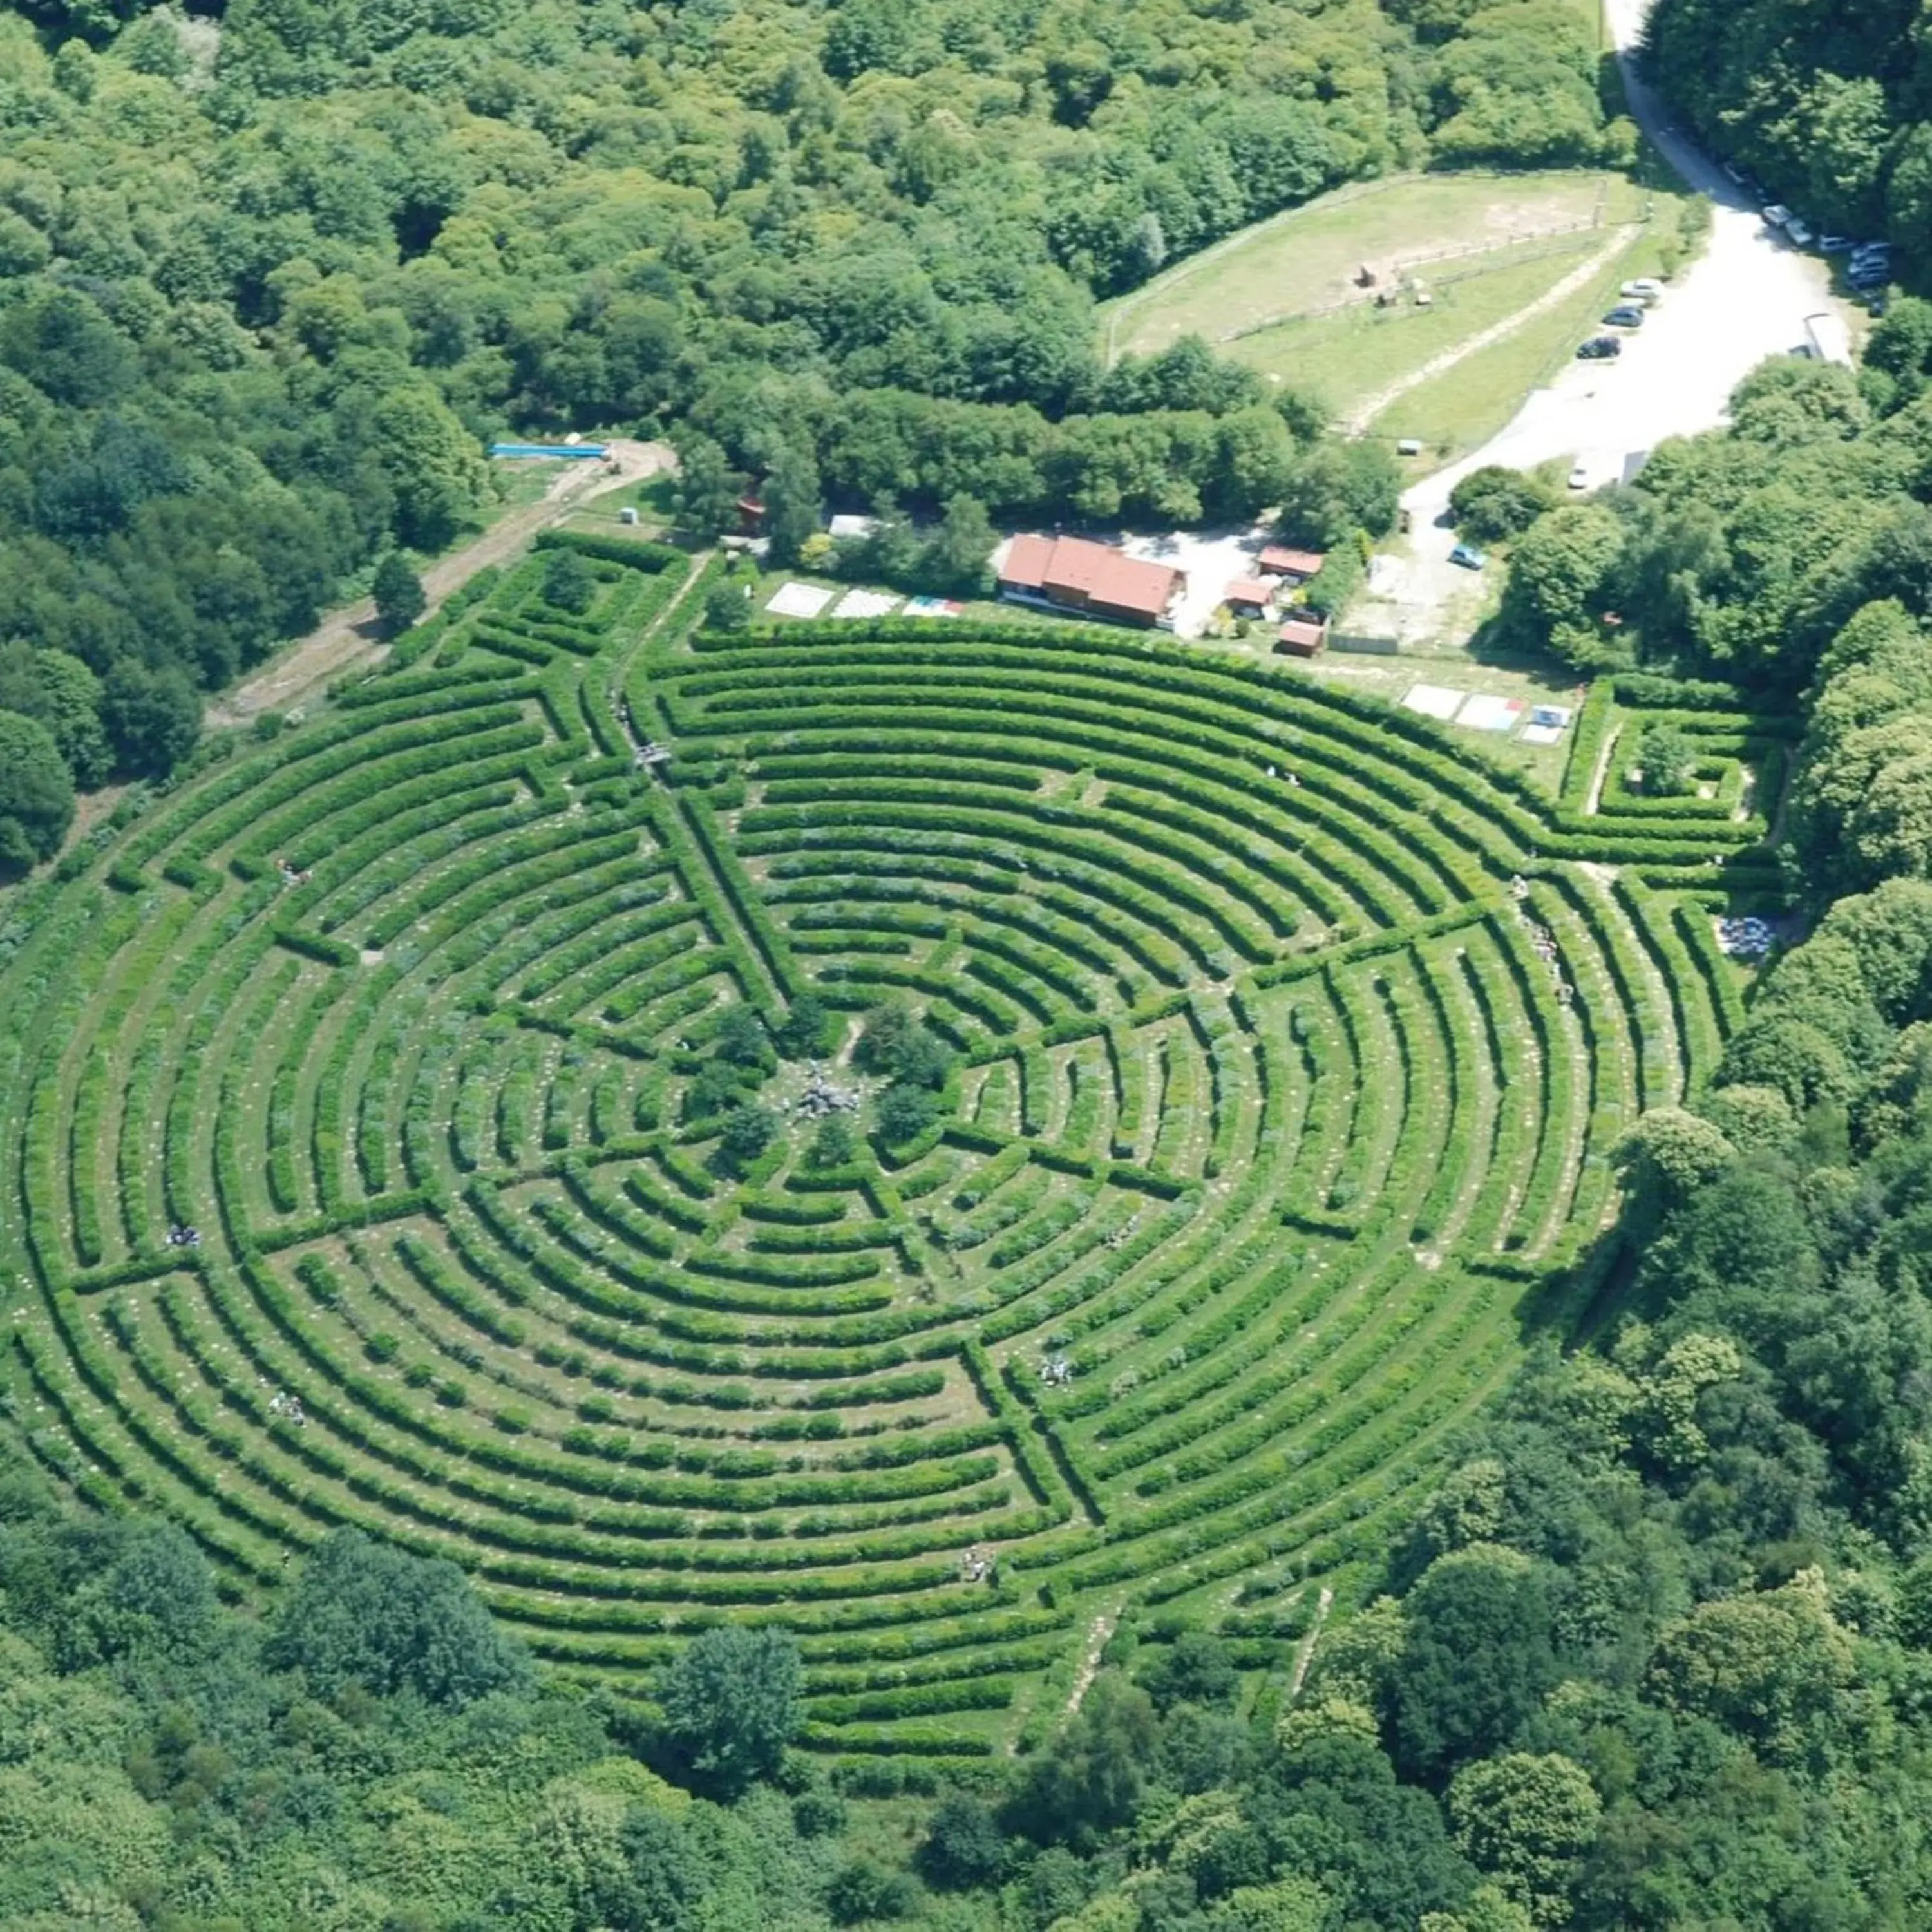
0,536,1788,1761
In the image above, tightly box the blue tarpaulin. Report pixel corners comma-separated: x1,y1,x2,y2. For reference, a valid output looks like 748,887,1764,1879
489,442,609,459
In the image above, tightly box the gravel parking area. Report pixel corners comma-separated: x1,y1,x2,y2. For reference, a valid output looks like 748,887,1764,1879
1356,0,1857,648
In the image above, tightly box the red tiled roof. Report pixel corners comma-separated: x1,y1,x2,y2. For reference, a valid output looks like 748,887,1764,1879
999,535,1181,621
1259,545,1326,578
1276,617,1327,655
999,532,1056,592
1226,577,1274,607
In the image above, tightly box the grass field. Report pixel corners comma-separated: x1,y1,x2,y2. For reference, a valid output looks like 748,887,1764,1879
0,550,1786,1764
1102,171,1645,366
561,468,678,535
1101,167,1700,466
1367,217,1685,458
1224,232,1617,426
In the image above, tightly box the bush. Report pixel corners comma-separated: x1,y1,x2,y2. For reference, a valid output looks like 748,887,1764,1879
877,1083,939,1143
827,1860,920,1924
717,1103,778,1170
918,1791,1010,1890
809,1113,857,1168
706,578,753,631
1636,721,1699,796
1447,465,1557,544
542,547,596,613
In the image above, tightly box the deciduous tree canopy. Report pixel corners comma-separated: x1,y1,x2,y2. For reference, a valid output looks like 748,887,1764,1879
0,0,1618,811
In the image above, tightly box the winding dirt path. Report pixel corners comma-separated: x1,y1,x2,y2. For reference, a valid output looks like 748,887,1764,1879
205,438,674,727
1341,229,1636,435
1287,1586,1336,1698
1583,720,1622,816
1066,1611,1119,1716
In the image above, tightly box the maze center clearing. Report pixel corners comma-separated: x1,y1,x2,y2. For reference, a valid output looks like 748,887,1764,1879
3,533,1786,1760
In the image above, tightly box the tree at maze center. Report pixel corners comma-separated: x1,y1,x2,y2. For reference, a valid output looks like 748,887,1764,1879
0,532,1786,1766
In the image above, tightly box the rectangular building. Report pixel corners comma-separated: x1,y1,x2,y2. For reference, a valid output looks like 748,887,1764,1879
998,535,1184,629
1257,545,1327,585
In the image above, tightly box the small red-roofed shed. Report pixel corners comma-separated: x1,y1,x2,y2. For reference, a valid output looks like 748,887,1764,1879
1258,545,1326,584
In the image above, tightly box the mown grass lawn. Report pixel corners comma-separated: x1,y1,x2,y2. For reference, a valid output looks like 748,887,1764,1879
1101,171,1645,365
1368,216,1687,460
1224,233,1613,424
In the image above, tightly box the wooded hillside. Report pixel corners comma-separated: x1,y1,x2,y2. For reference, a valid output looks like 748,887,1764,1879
0,0,1622,857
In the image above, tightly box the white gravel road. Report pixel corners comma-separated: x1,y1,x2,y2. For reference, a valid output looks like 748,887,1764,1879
1360,0,1857,645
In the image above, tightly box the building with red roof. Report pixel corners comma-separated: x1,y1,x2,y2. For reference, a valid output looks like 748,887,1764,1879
1225,577,1275,616
1257,545,1326,584
1275,616,1329,658
997,535,1184,629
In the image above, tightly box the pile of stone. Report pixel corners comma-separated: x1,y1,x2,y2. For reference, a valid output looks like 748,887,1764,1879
793,1063,861,1117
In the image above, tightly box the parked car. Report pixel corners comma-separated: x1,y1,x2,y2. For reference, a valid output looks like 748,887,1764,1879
1850,263,1891,290
1567,464,1590,490
1852,245,1892,269
1602,305,1647,328
1577,336,1623,360
1819,234,1854,253
1620,278,1665,302
1448,543,1487,571
1785,218,1815,247
1763,204,1793,230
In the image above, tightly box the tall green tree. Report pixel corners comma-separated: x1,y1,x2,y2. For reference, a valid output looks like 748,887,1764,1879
0,643,106,786
101,661,199,779
762,445,822,567
265,1528,533,1709
372,552,426,635
0,708,75,873
922,493,996,596
671,434,746,541
372,385,492,551
658,1625,801,1796
1013,1676,1161,1846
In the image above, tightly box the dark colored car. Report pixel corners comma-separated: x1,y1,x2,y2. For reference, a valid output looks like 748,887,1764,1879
1577,336,1623,360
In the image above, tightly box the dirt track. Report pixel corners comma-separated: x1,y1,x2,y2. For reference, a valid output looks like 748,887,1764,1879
1341,228,1637,435
205,437,673,727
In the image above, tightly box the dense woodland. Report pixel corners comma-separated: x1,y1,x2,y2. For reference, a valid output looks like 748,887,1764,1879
1644,0,1931,245
0,0,1625,864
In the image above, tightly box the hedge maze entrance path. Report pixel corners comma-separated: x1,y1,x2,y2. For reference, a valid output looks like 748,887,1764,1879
0,544,1784,1765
